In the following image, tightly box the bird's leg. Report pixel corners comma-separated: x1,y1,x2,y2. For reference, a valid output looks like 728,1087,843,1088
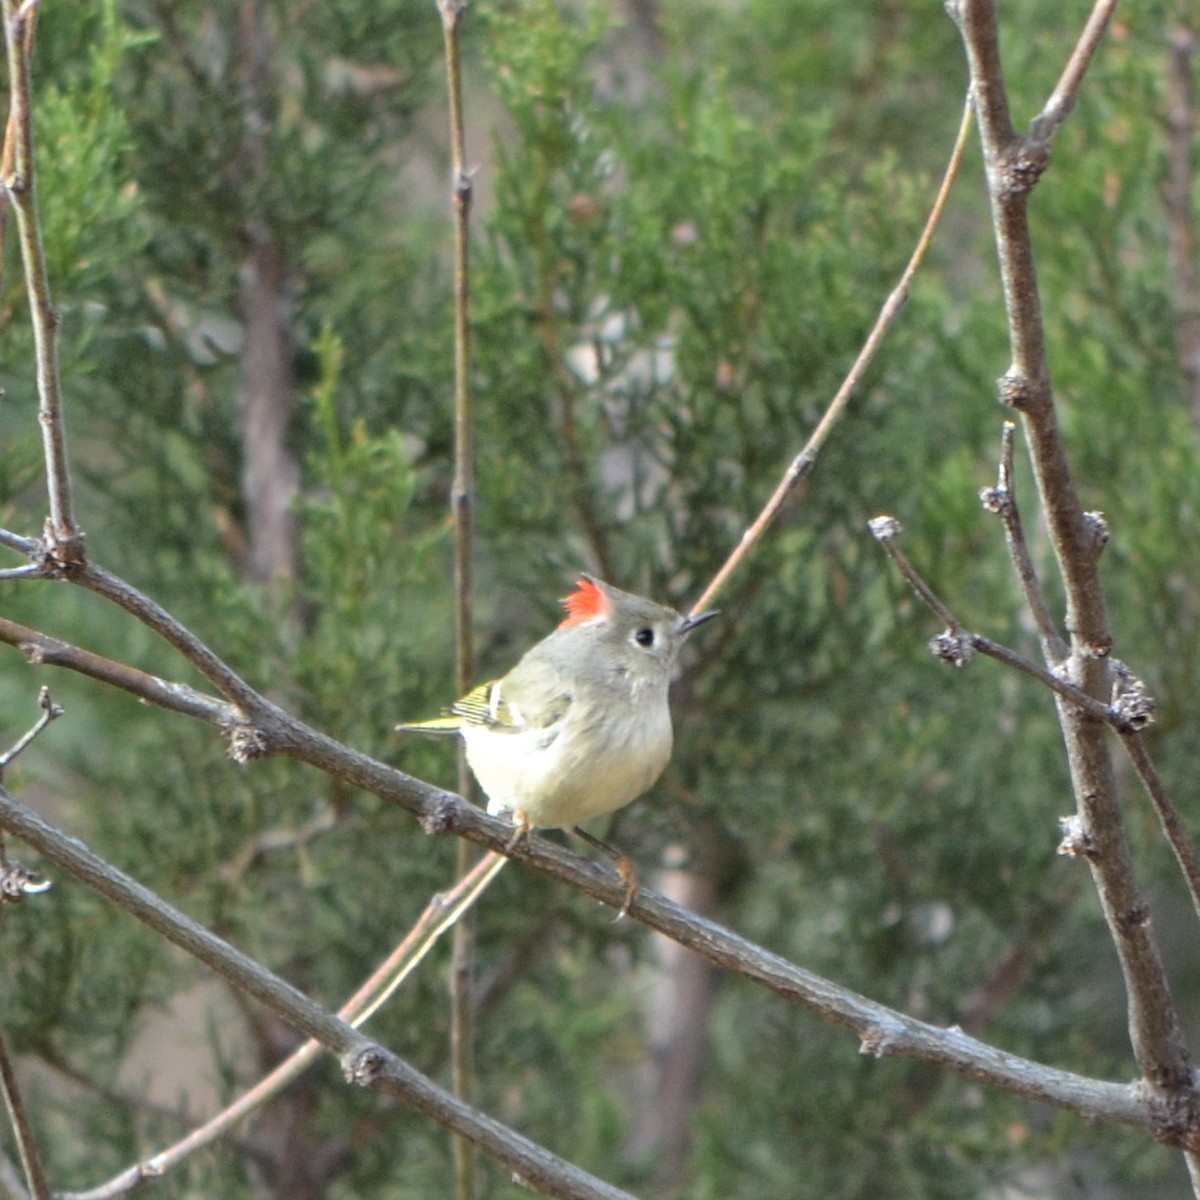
503,808,532,854
571,826,639,918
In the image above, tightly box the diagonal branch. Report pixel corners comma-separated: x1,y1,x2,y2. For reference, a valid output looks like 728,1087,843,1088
869,516,1127,728
1117,731,1200,927
0,787,633,1200
690,90,974,616
0,782,1161,1147
69,852,506,1200
1029,0,1121,149
0,686,61,771
0,618,235,728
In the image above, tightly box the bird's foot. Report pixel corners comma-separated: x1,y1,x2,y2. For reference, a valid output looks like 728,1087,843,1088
571,825,638,919
503,809,532,854
614,855,640,920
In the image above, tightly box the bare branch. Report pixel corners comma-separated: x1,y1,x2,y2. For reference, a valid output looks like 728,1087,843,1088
0,617,235,728
0,1028,49,1200
979,421,1066,660
71,563,265,714
0,687,62,770
1029,0,1122,149
0,530,39,559
690,91,974,616
0,0,82,562
0,788,634,1200
70,852,506,1200
1164,23,1200,424
869,515,1124,725
437,1,480,1193
1118,730,1200,927
950,0,1197,1121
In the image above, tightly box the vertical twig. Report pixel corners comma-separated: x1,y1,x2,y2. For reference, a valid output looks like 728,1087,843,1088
979,421,1067,661
0,1028,50,1200
0,0,83,563
1164,24,1200,425
691,91,974,616
438,3,478,1197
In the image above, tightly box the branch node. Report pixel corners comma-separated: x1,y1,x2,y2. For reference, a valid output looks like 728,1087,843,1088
996,370,1032,411
1083,510,1110,559
868,514,903,543
1057,814,1098,860
453,168,475,207
227,723,270,763
1116,900,1151,934
859,1017,905,1058
0,861,51,901
421,793,466,837
42,517,87,570
343,1045,386,1087
1108,660,1156,732
978,484,1009,515
929,629,975,668
997,139,1051,196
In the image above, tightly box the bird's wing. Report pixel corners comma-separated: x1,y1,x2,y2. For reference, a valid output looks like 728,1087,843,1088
468,653,572,733
396,644,572,736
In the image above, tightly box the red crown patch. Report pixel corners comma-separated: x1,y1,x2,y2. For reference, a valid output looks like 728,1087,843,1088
558,577,610,628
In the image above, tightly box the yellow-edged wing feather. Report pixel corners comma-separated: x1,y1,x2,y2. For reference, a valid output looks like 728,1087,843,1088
395,679,515,735
396,652,570,737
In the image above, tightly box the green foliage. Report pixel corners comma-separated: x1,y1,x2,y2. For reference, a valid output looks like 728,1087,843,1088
0,0,1196,1196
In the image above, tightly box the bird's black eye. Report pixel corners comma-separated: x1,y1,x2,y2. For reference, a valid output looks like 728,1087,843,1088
634,627,655,647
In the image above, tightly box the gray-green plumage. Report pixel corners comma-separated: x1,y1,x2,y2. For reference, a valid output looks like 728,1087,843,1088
398,577,715,831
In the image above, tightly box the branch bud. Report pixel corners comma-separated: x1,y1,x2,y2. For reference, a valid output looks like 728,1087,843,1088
929,629,975,668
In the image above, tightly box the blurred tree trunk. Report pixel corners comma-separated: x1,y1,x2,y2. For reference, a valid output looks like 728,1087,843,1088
237,0,300,587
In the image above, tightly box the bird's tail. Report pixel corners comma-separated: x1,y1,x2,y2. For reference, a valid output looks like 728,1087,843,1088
394,715,462,736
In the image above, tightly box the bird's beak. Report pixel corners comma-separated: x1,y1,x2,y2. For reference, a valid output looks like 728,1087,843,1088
678,609,719,636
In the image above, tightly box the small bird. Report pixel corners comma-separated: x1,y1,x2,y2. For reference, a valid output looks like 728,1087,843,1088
397,576,716,910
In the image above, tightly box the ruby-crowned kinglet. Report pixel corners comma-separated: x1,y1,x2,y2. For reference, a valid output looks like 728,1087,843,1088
397,577,716,855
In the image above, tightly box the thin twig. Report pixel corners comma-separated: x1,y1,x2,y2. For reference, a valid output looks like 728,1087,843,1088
0,530,39,558
0,1028,49,1200
1029,0,1121,149
1117,731,1200,926
1164,24,1200,425
0,0,82,562
0,616,236,729
0,687,62,771
437,1,479,1195
689,90,974,616
869,516,1119,726
979,421,1066,660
